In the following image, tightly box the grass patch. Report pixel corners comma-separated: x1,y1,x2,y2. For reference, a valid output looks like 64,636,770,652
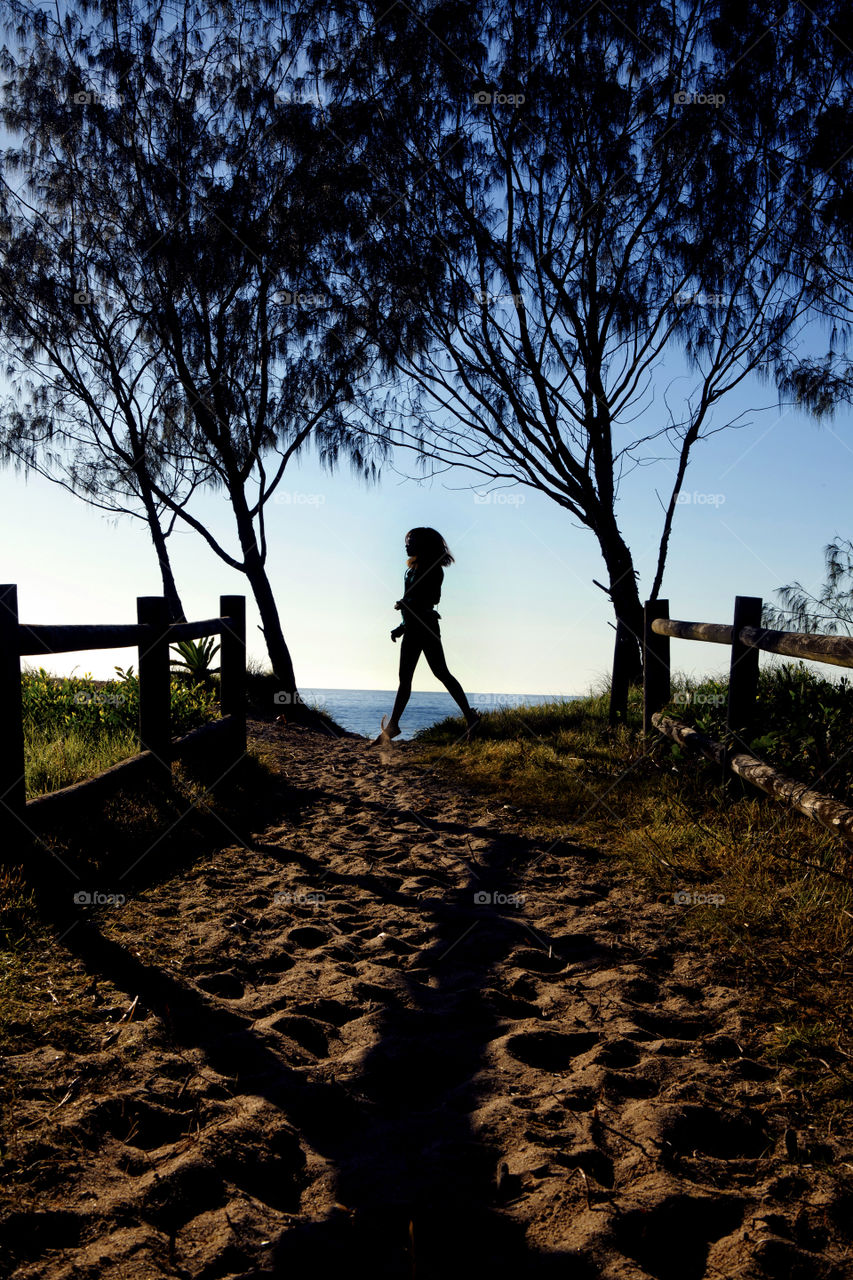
22,667,218,798
414,673,853,1114
21,663,349,800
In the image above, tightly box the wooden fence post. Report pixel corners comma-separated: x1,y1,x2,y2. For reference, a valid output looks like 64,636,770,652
137,596,171,785
643,599,670,735
727,595,762,748
608,620,631,726
0,585,26,843
220,595,246,768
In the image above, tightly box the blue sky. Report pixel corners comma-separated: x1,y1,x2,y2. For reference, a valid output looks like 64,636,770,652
2,360,851,694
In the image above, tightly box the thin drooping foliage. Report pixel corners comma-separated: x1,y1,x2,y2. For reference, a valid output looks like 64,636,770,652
0,0,417,691
764,540,853,637
322,0,849,677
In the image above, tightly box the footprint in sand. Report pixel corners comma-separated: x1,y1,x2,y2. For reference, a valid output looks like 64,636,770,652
601,1068,662,1099
289,996,362,1026
195,972,245,999
199,1113,306,1211
96,1095,201,1152
611,1193,746,1280
558,1084,600,1111
504,1029,600,1070
256,951,295,979
633,1008,715,1041
136,1156,225,1234
485,989,546,1021
593,1038,642,1069
286,925,330,949
268,1013,336,1057
508,947,569,975
657,1103,770,1162
621,976,662,1003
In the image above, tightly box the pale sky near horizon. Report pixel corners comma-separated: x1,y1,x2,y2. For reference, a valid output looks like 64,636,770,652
2,360,851,696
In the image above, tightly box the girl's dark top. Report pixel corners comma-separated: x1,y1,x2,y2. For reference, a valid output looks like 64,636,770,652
399,562,443,632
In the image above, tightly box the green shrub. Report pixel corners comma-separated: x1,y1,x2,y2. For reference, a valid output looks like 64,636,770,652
21,667,218,797
661,663,853,802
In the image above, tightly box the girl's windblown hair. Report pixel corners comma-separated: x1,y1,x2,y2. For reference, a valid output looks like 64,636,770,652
405,527,454,569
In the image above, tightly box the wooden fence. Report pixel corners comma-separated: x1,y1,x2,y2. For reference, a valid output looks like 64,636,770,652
0,586,246,838
641,594,853,845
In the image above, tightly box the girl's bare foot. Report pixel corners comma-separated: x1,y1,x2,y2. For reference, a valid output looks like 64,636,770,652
369,715,401,746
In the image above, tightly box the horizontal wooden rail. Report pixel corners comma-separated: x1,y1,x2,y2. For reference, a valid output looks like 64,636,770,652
739,626,853,670
651,617,853,668
653,713,853,844
19,623,151,655
651,619,733,645
168,618,232,644
18,617,234,655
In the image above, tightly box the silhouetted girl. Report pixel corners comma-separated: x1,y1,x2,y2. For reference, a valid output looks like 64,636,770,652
372,527,480,743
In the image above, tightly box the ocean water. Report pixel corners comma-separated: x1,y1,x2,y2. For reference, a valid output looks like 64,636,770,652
297,688,579,740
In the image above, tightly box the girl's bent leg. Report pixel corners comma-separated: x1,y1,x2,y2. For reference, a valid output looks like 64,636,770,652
423,637,478,722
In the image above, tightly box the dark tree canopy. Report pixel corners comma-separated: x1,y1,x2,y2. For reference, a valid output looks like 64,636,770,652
314,0,848,679
0,0,418,689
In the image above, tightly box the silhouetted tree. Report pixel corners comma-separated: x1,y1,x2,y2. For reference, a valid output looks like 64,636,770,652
0,0,399,695
328,0,838,680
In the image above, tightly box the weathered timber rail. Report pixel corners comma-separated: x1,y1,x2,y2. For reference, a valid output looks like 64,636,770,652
0,585,246,842
643,595,853,845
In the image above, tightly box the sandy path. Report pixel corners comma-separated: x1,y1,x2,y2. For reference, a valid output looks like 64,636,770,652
2,720,851,1279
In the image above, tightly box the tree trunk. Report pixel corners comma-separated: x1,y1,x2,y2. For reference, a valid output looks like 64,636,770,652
596,520,644,685
149,516,186,624
243,549,299,699
136,465,186,623
229,483,300,704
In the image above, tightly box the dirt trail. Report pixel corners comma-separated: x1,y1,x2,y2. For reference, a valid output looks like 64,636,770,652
2,720,851,1279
